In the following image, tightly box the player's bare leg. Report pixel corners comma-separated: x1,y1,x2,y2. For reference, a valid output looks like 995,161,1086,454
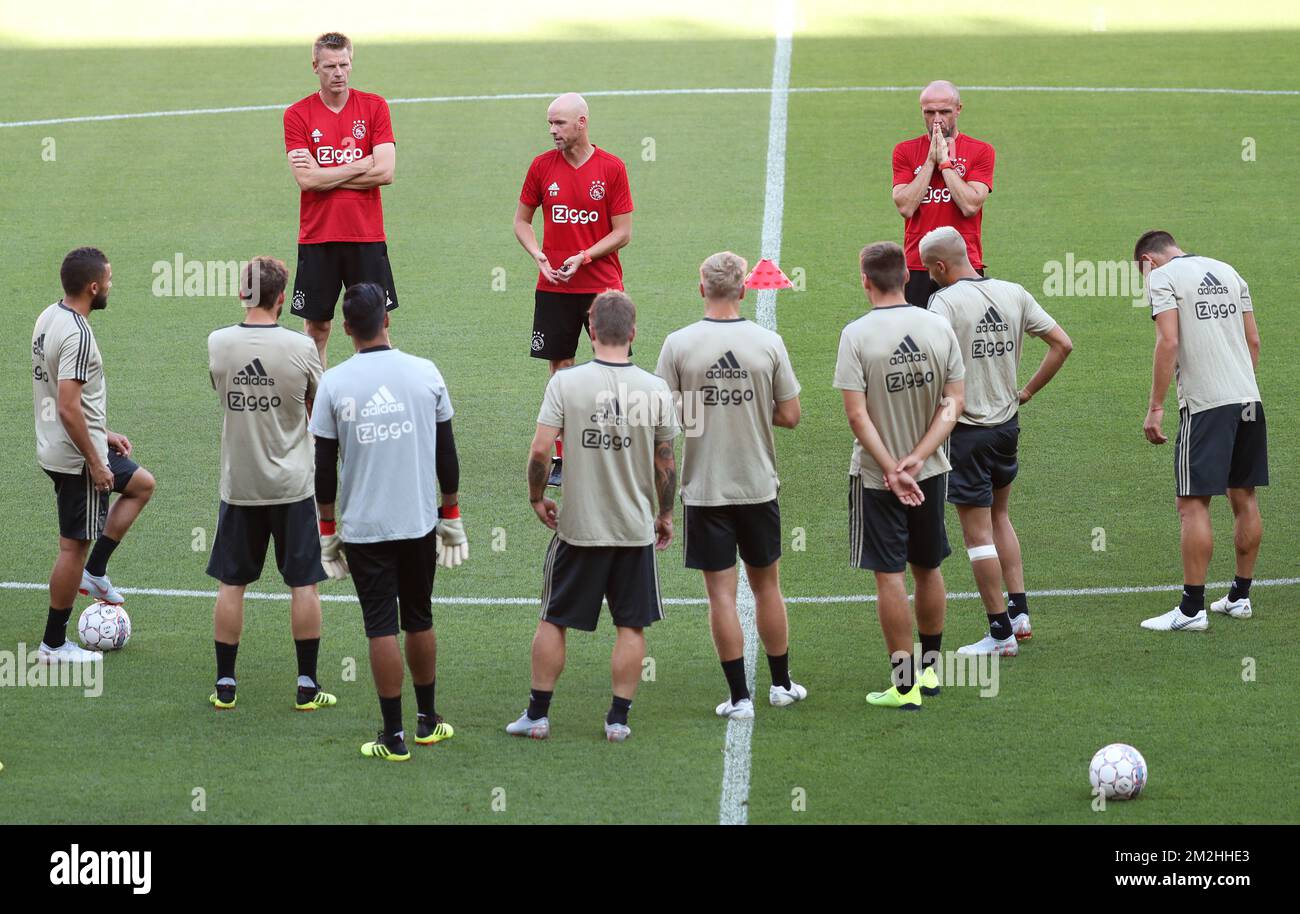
1226,487,1262,580
368,634,404,710
213,583,245,643
955,505,1015,655
1142,495,1214,630
990,484,1024,593
991,483,1030,638
704,566,752,717
867,569,921,707
910,564,949,690
41,537,95,659
1209,487,1262,620
606,625,644,740
747,561,788,656
704,566,743,660
103,467,155,542
747,560,805,706
529,619,566,690
406,628,436,684
50,538,90,611
1176,495,1214,585
288,585,320,641
304,319,331,368
507,620,565,738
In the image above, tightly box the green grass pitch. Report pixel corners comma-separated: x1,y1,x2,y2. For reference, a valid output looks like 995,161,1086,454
0,7,1297,823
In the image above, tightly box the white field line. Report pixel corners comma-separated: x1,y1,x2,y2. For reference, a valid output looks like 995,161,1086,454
718,0,796,829
3,83,1296,129
0,576,1296,605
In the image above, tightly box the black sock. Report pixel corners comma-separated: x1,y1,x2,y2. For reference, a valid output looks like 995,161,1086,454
414,680,436,719
1229,576,1252,602
891,655,915,691
84,535,119,578
1179,584,1206,617
1007,592,1028,619
607,695,632,726
43,607,72,649
766,651,792,690
988,611,1013,641
527,688,552,721
215,640,239,682
721,657,749,703
379,695,403,739
294,637,320,686
919,631,942,669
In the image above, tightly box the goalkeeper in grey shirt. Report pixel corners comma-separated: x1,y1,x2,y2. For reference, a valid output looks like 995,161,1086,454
310,283,468,762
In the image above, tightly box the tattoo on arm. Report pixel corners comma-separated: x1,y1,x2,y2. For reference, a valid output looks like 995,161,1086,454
527,455,548,501
654,442,676,515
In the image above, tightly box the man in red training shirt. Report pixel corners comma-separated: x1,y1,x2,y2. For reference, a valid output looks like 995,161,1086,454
891,80,995,308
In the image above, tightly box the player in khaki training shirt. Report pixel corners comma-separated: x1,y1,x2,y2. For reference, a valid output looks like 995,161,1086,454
205,257,336,712
655,252,806,721
1134,230,1268,633
511,291,679,742
834,242,965,711
922,226,1073,656
32,247,156,663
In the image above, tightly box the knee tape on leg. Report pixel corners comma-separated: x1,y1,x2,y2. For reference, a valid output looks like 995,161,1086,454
967,544,998,562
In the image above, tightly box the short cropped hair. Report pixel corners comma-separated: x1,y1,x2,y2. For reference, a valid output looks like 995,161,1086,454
240,256,288,310
859,241,908,293
314,32,352,59
1133,230,1177,265
589,290,636,345
60,247,109,296
343,283,387,339
700,251,747,300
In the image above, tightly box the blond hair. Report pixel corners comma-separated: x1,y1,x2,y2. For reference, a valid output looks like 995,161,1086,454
700,251,747,300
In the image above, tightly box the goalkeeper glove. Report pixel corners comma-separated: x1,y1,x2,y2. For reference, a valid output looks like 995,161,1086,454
434,505,468,569
319,520,349,580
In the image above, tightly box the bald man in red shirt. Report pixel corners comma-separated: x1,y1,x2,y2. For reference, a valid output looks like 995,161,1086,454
891,80,995,308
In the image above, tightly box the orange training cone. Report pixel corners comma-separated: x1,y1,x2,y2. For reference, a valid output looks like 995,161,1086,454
744,258,793,290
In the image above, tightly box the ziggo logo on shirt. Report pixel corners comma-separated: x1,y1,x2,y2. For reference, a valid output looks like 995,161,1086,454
316,145,367,165
551,205,599,224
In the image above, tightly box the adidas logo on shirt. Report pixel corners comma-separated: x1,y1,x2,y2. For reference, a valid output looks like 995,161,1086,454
33,333,45,358
232,358,275,386
975,306,1009,334
705,351,749,379
888,335,929,366
361,385,405,417
547,181,560,197
1197,272,1230,296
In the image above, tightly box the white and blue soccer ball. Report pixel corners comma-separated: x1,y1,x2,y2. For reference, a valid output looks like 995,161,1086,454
78,601,132,652
1089,743,1147,800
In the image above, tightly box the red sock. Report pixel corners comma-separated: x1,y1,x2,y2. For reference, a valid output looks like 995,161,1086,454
555,437,563,460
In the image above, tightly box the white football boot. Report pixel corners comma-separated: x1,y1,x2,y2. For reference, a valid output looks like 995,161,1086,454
604,721,631,742
769,680,808,707
957,632,1019,656
505,712,550,739
1210,594,1252,619
1010,613,1033,640
1140,607,1208,631
38,640,103,663
715,697,755,720
80,569,124,604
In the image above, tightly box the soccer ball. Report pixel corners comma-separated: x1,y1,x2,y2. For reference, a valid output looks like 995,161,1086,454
77,601,132,652
1089,743,1147,800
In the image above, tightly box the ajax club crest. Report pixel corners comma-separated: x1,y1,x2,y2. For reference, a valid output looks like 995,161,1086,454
352,120,367,140
589,180,606,201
